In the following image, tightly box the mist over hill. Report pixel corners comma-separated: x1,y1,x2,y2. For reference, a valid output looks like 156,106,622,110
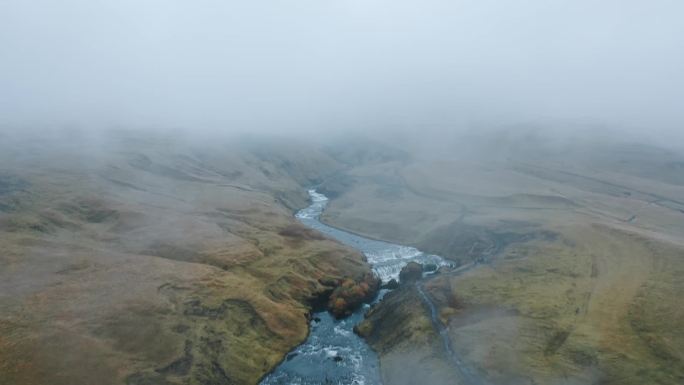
2,0,684,140
1,0,684,384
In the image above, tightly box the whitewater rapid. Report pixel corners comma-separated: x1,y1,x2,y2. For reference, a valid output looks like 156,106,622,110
295,190,449,282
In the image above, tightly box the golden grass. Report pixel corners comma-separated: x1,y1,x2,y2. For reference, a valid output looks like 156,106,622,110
0,133,372,385
321,144,684,384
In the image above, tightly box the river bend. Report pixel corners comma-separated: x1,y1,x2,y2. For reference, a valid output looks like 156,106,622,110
260,190,459,385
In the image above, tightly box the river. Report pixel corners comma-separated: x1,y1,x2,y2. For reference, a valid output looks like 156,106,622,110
260,190,452,385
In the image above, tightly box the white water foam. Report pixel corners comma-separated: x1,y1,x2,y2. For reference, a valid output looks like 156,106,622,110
296,189,450,282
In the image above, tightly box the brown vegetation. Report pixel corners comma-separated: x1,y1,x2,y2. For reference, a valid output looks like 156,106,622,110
0,132,374,385
328,273,380,318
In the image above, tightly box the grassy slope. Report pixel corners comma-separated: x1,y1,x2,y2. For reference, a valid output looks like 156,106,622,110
0,132,373,385
355,285,459,385
321,140,684,384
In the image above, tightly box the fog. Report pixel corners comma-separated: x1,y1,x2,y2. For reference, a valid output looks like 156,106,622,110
1,0,683,141
3,4,684,385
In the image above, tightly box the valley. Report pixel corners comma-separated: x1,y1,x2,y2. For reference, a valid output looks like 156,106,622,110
1,131,683,385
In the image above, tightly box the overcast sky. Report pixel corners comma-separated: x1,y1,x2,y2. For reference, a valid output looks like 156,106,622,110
1,0,683,138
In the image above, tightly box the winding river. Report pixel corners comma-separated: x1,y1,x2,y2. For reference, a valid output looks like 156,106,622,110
260,190,456,385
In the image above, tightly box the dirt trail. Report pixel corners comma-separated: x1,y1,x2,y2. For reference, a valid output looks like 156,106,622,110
416,282,485,385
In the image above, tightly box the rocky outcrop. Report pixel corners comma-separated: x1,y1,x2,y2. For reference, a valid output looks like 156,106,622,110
399,262,423,283
327,273,381,318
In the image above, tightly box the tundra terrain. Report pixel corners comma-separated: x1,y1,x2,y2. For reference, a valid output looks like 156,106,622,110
0,131,398,385
324,137,684,385
2,130,683,385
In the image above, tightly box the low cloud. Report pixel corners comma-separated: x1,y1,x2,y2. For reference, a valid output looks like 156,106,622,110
1,0,683,141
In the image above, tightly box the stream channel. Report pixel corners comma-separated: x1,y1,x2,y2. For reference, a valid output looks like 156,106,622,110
261,190,466,385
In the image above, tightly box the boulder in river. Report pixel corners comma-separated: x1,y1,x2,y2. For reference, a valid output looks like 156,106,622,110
423,263,438,272
399,262,423,283
381,278,399,290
